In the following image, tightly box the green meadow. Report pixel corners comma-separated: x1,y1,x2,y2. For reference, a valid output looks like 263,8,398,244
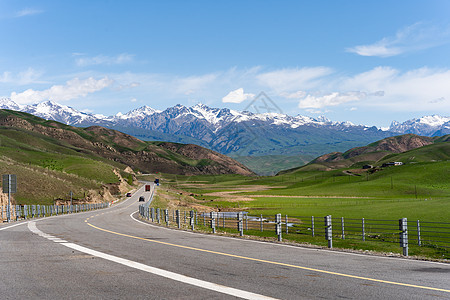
159,160,449,222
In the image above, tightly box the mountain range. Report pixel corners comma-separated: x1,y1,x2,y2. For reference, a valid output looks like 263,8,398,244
1,98,449,174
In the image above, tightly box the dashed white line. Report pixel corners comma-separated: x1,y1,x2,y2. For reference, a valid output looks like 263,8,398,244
27,221,278,300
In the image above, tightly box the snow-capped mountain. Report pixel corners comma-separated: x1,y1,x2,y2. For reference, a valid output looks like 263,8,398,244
0,98,410,157
389,115,450,136
0,99,107,126
0,97,22,111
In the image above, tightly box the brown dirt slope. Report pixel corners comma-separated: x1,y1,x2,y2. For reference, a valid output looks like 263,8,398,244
307,134,441,170
0,109,254,176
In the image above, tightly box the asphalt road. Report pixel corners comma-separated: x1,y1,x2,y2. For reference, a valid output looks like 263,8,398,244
1,184,449,299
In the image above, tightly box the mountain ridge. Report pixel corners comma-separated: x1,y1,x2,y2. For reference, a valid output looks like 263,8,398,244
0,109,254,176
284,133,450,173
1,98,448,174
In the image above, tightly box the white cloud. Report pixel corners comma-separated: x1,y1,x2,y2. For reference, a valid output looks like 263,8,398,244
347,22,450,57
10,77,113,104
298,91,376,109
280,91,307,99
222,88,255,103
76,53,134,67
0,68,44,85
257,67,333,92
16,8,43,17
130,98,137,102
338,67,450,111
174,73,218,95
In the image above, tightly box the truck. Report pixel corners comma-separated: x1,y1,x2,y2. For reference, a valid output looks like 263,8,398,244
145,184,151,192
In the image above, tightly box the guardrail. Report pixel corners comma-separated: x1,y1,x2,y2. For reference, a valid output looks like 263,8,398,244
138,208,450,257
1,203,110,222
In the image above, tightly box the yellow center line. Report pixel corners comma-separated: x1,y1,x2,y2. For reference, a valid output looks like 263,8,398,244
85,218,450,293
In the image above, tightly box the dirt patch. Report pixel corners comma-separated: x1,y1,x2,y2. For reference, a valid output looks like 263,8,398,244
247,195,372,199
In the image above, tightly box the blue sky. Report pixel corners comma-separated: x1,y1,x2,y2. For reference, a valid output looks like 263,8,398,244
1,0,450,127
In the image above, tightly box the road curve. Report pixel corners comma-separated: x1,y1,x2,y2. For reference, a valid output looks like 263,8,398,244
1,184,449,299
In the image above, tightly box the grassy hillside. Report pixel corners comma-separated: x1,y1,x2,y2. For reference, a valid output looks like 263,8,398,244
280,134,449,172
0,127,128,205
153,135,450,222
232,154,315,176
0,109,254,176
0,109,255,205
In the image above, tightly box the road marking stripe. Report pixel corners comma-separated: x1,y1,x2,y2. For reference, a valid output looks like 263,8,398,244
27,221,277,300
0,221,28,231
87,217,450,293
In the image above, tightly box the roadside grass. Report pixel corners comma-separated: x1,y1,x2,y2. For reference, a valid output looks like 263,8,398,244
245,197,450,222
141,215,449,260
0,128,131,205
0,159,100,205
147,160,449,260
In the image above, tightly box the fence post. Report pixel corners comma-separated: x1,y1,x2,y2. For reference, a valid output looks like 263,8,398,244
275,214,282,241
260,214,263,232
311,216,315,237
325,215,332,248
417,220,421,246
341,217,345,239
285,215,288,234
245,214,248,230
362,218,365,241
164,209,169,226
156,208,160,224
151,207,155,222
190,210,195,230
210,212,216,233
237,212,243,236
176,210,181,228
399,218,408,256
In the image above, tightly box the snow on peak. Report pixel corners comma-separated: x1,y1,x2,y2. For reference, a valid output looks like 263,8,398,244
189,103,226,124
0,98,22,110
418,115,450,127
117,105,160,120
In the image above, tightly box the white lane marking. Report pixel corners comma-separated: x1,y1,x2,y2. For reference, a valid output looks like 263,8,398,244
130,211,450,267
27,221,277,300
0,221,28,231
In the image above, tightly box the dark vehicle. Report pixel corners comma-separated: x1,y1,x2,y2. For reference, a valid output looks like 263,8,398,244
138,196,145,202
145,184,151,191
126,192,132,197
154,178,160,186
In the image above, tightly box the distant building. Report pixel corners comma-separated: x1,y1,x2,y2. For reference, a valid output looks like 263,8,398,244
362,164,373,169
382,162,403,167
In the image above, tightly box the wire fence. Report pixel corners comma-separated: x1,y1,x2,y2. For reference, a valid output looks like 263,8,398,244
1,203,110,222
138,207,450,256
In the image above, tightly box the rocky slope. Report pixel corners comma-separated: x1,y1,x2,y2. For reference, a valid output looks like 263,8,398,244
0,109,254,176
293,134,449,171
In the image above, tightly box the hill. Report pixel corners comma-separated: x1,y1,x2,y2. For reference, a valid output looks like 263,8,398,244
0,109,254,205
282,134,449,172
0,99,396,174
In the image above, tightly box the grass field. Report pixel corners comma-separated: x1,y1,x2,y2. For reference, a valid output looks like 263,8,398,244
0,127,129,205
156,161,449,221
142,159,449,259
